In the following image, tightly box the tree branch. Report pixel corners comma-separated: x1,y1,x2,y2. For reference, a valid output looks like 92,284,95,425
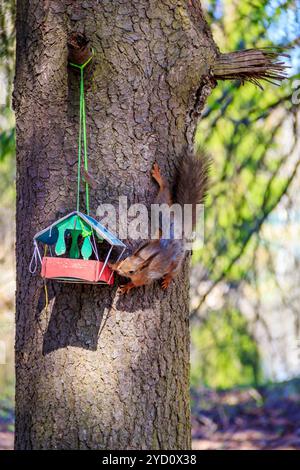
211,48,290,89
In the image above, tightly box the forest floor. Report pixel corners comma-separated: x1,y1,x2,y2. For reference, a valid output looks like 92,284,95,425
0,379,299,450
192,379,300,450
0,396,14,450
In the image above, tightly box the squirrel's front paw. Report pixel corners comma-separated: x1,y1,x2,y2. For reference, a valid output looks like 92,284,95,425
118,283,134,295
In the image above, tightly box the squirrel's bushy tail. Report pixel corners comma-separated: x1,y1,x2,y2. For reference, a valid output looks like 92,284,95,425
175,148,210,229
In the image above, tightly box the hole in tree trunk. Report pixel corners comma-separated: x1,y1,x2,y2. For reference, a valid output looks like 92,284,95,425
67,32,93,66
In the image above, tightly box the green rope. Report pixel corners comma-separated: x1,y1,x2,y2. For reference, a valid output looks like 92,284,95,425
77,68,83,213
69,52,94,215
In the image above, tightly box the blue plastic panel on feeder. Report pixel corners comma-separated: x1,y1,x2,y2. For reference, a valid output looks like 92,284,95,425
35,226,59,245
81,213,126,247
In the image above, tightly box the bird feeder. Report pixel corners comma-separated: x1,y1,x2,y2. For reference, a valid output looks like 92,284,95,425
30,211,126,285
29,47,127,285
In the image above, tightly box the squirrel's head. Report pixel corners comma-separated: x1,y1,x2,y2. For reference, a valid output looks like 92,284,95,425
109,255,143,278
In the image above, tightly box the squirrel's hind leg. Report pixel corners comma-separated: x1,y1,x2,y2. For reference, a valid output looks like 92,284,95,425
161,260,179,289
151,162,164,186
151,162,164,188
152,162,172,206
161,273,175,289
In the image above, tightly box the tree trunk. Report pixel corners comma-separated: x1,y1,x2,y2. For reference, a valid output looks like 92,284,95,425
14,0,217,450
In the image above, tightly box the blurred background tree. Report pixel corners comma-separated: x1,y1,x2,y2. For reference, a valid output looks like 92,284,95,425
0,0,300,449
191,0,300,388
0,0,15,440
0,0,15,199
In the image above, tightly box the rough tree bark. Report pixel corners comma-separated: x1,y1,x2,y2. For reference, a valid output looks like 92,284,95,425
14,0,217,450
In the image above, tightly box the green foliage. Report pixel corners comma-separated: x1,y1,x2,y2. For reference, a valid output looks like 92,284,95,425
0,128,14,161
191,309,262,389
0,0,15,107
0,110,15,205
193,0,300,296
190,0,300,388
0,2,16,417
0,0,16,205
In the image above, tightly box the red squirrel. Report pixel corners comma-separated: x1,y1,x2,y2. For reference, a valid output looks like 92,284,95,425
109,150,209,294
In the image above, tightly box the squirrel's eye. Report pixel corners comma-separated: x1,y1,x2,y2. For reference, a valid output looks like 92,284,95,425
128,270,135,274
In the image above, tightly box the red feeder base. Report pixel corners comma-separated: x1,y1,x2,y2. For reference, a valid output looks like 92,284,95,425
41,256,114,285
